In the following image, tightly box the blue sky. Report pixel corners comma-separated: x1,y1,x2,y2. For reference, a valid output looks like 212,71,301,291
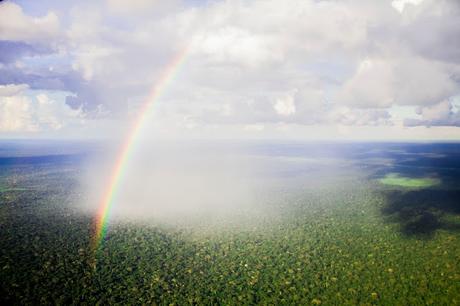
1,0,460,140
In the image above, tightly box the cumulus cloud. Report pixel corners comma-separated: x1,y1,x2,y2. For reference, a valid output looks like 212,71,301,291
338,56,458,108
0,84,29,96
330,107,392,126
106,0,158,13
391,0,424,13
273,93,296,116
0,92,84,133
404,100,460,126
0,95,36,132
0,2,60,43
1,0,460,137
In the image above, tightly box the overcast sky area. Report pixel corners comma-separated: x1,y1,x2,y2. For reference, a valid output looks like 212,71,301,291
1,0,460,141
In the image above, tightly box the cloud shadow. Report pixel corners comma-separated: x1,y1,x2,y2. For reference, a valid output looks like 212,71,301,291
381,188,460,237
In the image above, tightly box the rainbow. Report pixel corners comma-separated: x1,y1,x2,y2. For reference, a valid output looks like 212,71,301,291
92,47,189,250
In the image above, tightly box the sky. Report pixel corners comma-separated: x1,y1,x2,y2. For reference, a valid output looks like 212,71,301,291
1,0,460,141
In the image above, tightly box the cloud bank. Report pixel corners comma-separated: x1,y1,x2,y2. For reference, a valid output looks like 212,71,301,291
1,0,460,139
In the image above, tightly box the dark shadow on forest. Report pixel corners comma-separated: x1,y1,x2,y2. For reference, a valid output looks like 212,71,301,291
349,143,460,237
381,188,460,237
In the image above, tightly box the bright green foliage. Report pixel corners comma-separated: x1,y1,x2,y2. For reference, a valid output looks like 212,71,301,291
379,173,440,188
0,163,459,305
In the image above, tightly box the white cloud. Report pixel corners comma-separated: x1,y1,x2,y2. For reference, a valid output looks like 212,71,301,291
392,0,424,13
0,2,60,43
0,95,37,132
0,92,84,133
404,99,460,126
338,56,458,108
2,0,460,139
194,26,282,68
0,84,29,96
106,0,156,13
416,100,451,120
244,124,265,132
105,0,180,16
274,93,296,116
329,106,392,126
